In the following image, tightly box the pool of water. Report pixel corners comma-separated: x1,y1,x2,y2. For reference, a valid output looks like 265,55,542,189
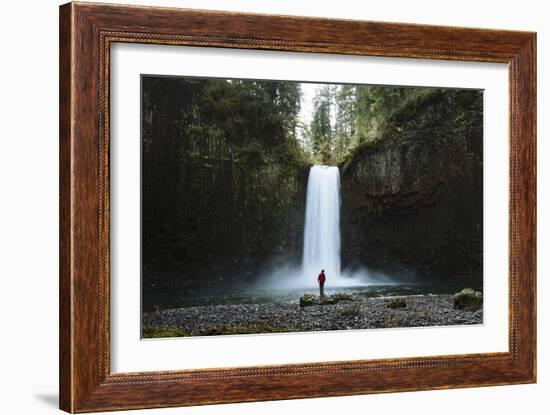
142,275,482,312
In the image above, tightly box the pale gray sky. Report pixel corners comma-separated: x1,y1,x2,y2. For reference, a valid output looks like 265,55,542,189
299,83,321,126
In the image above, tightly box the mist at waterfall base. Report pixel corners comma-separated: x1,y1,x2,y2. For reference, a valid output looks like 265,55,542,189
258,262,396,290
259,165,395,290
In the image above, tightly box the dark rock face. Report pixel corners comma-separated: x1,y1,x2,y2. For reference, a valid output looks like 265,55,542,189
340,90,483,278
143,154,309,289
141,76,309,290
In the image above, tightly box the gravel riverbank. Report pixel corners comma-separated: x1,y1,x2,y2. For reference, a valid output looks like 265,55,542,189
142,294,483,337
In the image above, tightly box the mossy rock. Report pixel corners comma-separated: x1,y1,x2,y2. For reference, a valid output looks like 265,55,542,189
387,297,407,309
331,293,355,302
453,288,483,311
299,293,317,307
299,293,354,307
320,296,336,305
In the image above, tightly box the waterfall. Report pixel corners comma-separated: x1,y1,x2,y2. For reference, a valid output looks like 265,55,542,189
301,165,342,286
260,164,373,289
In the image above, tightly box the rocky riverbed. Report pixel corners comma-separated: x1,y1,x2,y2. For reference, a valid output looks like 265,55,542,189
142,294,483,338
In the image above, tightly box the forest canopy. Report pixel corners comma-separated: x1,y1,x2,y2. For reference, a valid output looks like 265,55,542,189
142,76,461,167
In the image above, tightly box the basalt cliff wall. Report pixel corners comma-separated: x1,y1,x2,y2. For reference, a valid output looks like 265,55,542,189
340,90,483,278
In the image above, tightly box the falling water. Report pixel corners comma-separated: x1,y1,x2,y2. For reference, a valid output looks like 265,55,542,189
301,165,342,285
260,164,379,289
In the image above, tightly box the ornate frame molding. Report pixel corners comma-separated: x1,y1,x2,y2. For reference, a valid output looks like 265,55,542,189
60,2,536,412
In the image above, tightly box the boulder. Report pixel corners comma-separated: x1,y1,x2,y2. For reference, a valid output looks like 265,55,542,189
299,293,317,307
453,288,483,311
299,293,355,307
320,296,336,305
331,293,354,302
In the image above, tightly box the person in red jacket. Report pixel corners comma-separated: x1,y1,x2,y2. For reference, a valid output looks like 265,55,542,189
318,269,326,298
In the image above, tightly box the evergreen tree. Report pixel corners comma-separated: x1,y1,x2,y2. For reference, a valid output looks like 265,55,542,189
333,85,356,158
310,85,333,157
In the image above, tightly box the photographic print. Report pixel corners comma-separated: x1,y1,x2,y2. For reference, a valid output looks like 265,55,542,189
141,75,484,338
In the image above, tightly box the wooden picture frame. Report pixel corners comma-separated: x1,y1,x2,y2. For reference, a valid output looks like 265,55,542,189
59,2,536,412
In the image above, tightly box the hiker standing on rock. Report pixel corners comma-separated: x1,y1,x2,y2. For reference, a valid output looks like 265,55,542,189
318,269,326,298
